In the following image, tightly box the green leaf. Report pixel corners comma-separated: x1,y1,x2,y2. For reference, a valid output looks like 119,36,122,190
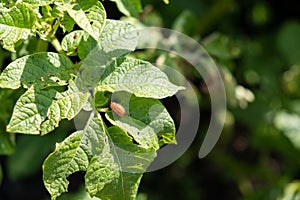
23,0,54,6
44,115,156,199
0,52,74,89
43,117,109,199
109,0,142,17
95,172,143,200
0,3,37,52
61,30,86,56
99,19,138,54
43,117,112,199
96,57,185,99
77,20,138,89
60,12,76,33
61,19,138,60
64,0,106,41
85,153,119,196
43,131,90,199
80,19,138,60
6,80,90,135
106,92,176,148
107,125,157,172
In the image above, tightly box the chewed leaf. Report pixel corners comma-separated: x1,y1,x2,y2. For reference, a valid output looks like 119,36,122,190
43,118,110,199
43,117,151,199
0,3,37,52
0,52,74,89
64,0,106,41
6,80,90,135
96,57,185,99
43,131,90,199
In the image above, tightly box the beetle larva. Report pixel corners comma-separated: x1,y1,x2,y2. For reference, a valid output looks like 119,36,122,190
110,102,126,117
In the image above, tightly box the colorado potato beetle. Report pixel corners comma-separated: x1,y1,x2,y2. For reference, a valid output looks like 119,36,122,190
110,102,126,117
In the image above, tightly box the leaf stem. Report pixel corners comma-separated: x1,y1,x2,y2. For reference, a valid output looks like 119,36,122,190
50,37,66,55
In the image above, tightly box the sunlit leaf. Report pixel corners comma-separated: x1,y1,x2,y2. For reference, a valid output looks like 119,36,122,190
0,52,74,89
96,57,184,99
0,3,37,52
6,80,89,135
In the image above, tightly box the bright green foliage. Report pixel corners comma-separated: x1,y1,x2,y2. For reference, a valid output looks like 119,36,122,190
0,0,181,199
43,117,156,199
0,3,37,52
6,80,90,135
0,52,74,89
63,0,106,41
96,57,184,98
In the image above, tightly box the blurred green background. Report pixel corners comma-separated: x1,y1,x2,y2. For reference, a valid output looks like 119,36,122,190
2,0,300,199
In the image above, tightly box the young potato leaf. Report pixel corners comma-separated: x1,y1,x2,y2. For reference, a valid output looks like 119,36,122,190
6,80,90,135
0,52,74,89
96,57,185,99
61,30,87,56
109,0,142,17
64,0,106,41
0,3,37,52
61,19,138,61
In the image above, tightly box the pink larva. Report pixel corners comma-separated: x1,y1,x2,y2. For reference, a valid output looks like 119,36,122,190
110,102,126,117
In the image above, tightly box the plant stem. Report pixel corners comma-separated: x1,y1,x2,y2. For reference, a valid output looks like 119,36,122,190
50,37,66,55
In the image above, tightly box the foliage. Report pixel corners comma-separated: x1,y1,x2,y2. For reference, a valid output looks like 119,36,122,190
1,0,300,200
0,0,181,199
